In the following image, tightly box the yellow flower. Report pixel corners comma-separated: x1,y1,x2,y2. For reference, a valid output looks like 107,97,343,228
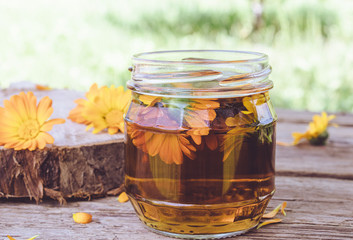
241,93,267,116
0,92,65,151
308,112,336,138
292,112,336,146
7,235,39,240
68,83,100,125
68,84,131,135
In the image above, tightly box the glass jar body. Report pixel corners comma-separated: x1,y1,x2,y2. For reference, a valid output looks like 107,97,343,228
124,50,276,239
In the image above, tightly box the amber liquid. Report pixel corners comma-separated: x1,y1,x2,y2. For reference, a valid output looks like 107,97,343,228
125,121,276,237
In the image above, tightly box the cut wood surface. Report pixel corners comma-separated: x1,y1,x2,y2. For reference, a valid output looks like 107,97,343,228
0,86,125,202
0,98,353,239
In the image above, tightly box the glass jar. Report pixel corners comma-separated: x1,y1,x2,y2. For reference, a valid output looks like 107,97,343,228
124,50,276,239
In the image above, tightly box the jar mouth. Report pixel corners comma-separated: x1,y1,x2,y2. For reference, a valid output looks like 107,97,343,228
133,50,268,65
129,50,272,98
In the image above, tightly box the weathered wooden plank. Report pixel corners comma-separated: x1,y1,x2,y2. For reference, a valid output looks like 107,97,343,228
1,176,352,239
277,109,353,126
276,121,353,179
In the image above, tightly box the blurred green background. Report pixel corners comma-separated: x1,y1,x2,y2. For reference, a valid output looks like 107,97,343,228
0,0,352,112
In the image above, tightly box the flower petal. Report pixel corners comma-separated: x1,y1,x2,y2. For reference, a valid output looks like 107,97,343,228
37,96,53,125
262,202,287,219
38,132,55,145
40,118,65,132
256,218,282,229
117,192,129,203
73,212,92,224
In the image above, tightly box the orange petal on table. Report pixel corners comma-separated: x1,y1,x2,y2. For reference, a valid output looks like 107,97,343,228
36,84,52,90
262,202,287,219
73,212,92,224
27,235,39,240
276,141,292,146
256,218,282,229
118,192,129,203
281,201,287,216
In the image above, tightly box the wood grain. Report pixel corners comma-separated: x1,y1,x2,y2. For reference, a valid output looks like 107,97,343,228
1,176,352,239
276,110,353,179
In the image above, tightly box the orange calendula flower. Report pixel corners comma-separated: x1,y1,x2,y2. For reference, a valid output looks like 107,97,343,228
68,84,131,134
129,119,196,165
292,112,337,146
7,235,39,240
0,92,65,151
128,97,203,165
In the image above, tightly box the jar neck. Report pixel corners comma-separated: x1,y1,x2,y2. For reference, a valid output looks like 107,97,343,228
128,50,272,98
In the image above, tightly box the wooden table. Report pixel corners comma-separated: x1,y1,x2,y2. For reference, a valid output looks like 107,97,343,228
1,109,353,240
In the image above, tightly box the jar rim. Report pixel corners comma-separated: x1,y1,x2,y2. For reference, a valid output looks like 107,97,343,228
129,49,272,98
133,50,268,65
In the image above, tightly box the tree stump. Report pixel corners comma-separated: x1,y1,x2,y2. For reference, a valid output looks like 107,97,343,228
0,83,125,203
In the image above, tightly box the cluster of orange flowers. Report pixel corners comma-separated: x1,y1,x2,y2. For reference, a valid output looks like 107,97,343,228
68,83,131,134
127,96,220,165
0,82,337,154
127,93,268,165
0,84,130,151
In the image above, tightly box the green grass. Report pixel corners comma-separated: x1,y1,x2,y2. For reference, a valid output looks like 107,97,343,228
0,0,352,112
